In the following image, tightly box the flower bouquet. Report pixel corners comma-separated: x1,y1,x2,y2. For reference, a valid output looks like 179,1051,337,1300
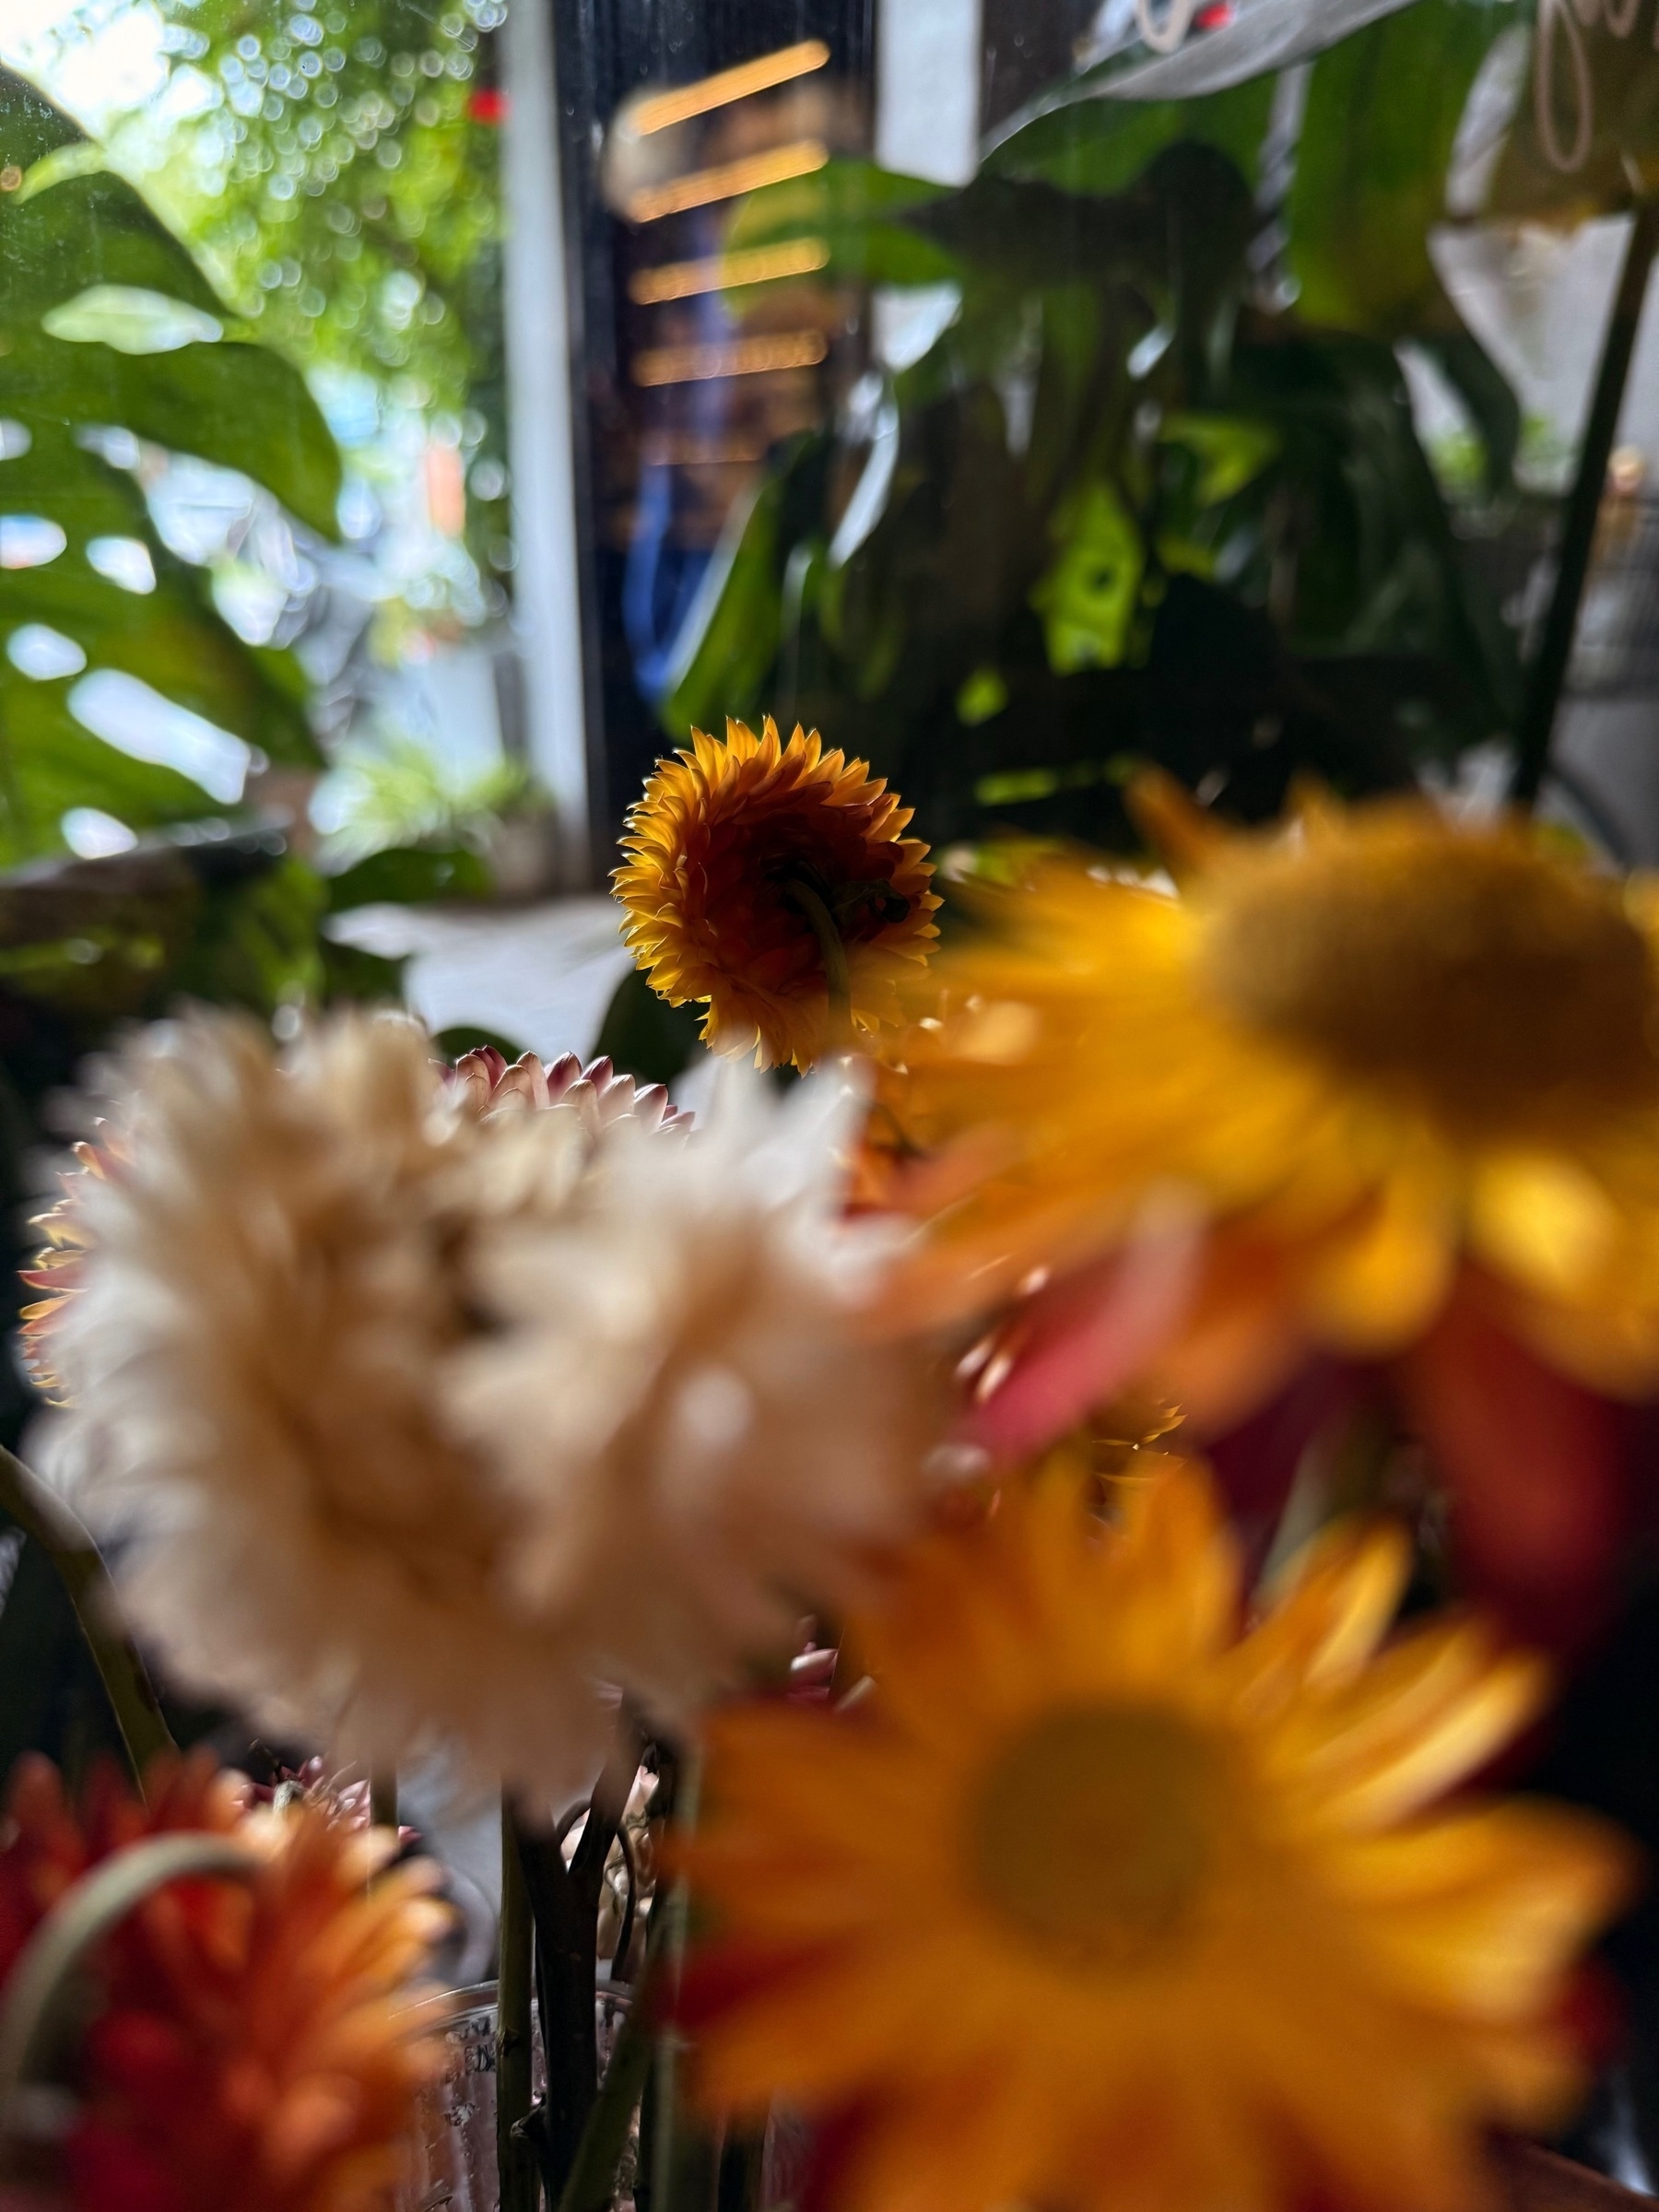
1,716,1655,2212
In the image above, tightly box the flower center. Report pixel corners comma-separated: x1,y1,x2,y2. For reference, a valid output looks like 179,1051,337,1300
1198,826,1659,1132
970,1705,1221,1971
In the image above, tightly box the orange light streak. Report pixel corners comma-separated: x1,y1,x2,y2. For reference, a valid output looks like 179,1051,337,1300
629,237,831,304
632,41,830,135
631,331,829,387
626,139,828,223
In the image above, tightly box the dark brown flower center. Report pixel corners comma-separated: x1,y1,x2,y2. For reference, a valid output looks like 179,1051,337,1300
1198,828,1659,1133
970,1705,1221,1971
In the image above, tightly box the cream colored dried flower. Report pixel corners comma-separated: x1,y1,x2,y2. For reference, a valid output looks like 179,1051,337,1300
38,1015,942,1802
36,1008,616,1802
443,1064,944,1725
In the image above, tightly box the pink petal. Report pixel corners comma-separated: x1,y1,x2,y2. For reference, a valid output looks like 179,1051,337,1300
955,1196,1201,1464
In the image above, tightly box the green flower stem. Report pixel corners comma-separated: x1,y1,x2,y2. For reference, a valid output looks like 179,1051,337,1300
553,1955,660,2212
647,1749,703,2212
0,1441,172,1791
516,1715,643,2204
499,1800,541,2212
783,877,853,1054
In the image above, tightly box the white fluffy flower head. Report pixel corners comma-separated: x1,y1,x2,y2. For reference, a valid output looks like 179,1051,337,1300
447,1059,943,1720
39,1009,608,1798
38,1015,941,1796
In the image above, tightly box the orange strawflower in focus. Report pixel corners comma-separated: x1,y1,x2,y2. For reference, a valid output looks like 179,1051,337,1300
683,1463,1632,2212
614,716,939,1069
0,1752,446,2212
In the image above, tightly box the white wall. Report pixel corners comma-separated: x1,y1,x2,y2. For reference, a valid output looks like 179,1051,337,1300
502,0,594,881
876,0,984,187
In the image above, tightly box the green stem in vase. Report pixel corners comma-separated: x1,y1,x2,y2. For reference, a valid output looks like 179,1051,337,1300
0,1441,172,1790
647,1747,704,2212
554,1947,662,2212
516,1715,642,2204
498,1799,540,2212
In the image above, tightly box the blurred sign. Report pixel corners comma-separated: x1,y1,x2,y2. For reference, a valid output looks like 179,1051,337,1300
1532,0,1656,173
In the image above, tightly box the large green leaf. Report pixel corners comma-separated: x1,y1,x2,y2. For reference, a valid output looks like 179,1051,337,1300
0,687,229,865
1287,0,1508,334
3,331,342,542
0,66,340,865
985,81,1276,198
661,476,786,738
723,159,959,290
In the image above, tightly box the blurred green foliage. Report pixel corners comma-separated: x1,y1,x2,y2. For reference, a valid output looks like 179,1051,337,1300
77,0,514,582
0,65,332,868
318,730,527,862
667,0,1659,851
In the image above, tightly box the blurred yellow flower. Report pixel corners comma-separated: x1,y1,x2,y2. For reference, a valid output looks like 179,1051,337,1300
685,1462,1630,2212
614,716,939,1069
890,786,1659,1418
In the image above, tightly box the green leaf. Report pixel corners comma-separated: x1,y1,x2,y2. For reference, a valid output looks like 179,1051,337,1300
325,844,492,910
0,428,318,769
0,333,341,540
1287,0,1506,334
0,684,227,870
2,167,229,321
659,476,784,739
169,853,330,1015
593,964,703,1089
1159,414,1281,504
985,81,1275,197
0,65,342,864
724,158,959,289
1030,479,1146,672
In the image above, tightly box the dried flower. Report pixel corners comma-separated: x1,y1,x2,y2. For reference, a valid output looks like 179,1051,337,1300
36,1013,941,1798
889,789,1659,1408
614,717,939,1070
22,1048,681,1411
443,1062,946,1725
684,1463,1631,2212
445,1046,690,1135
34,1009,622,1798
0,1752,445,2212
18,1142,112,1403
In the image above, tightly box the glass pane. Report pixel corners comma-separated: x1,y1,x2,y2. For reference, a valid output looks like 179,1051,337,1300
552,0,1659,862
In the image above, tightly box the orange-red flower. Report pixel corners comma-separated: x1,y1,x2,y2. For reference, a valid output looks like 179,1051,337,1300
0,1753,447,2212
614,717,939,1069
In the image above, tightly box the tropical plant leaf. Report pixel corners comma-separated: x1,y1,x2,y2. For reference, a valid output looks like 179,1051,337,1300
1286,0,1507,334
984,81,1276,198
0,65,338,865
723,159,959,288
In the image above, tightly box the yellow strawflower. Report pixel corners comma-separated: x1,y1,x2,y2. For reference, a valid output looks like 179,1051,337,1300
614,716,939,1070
685,1462,1631,2212
889,783,1659,1418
